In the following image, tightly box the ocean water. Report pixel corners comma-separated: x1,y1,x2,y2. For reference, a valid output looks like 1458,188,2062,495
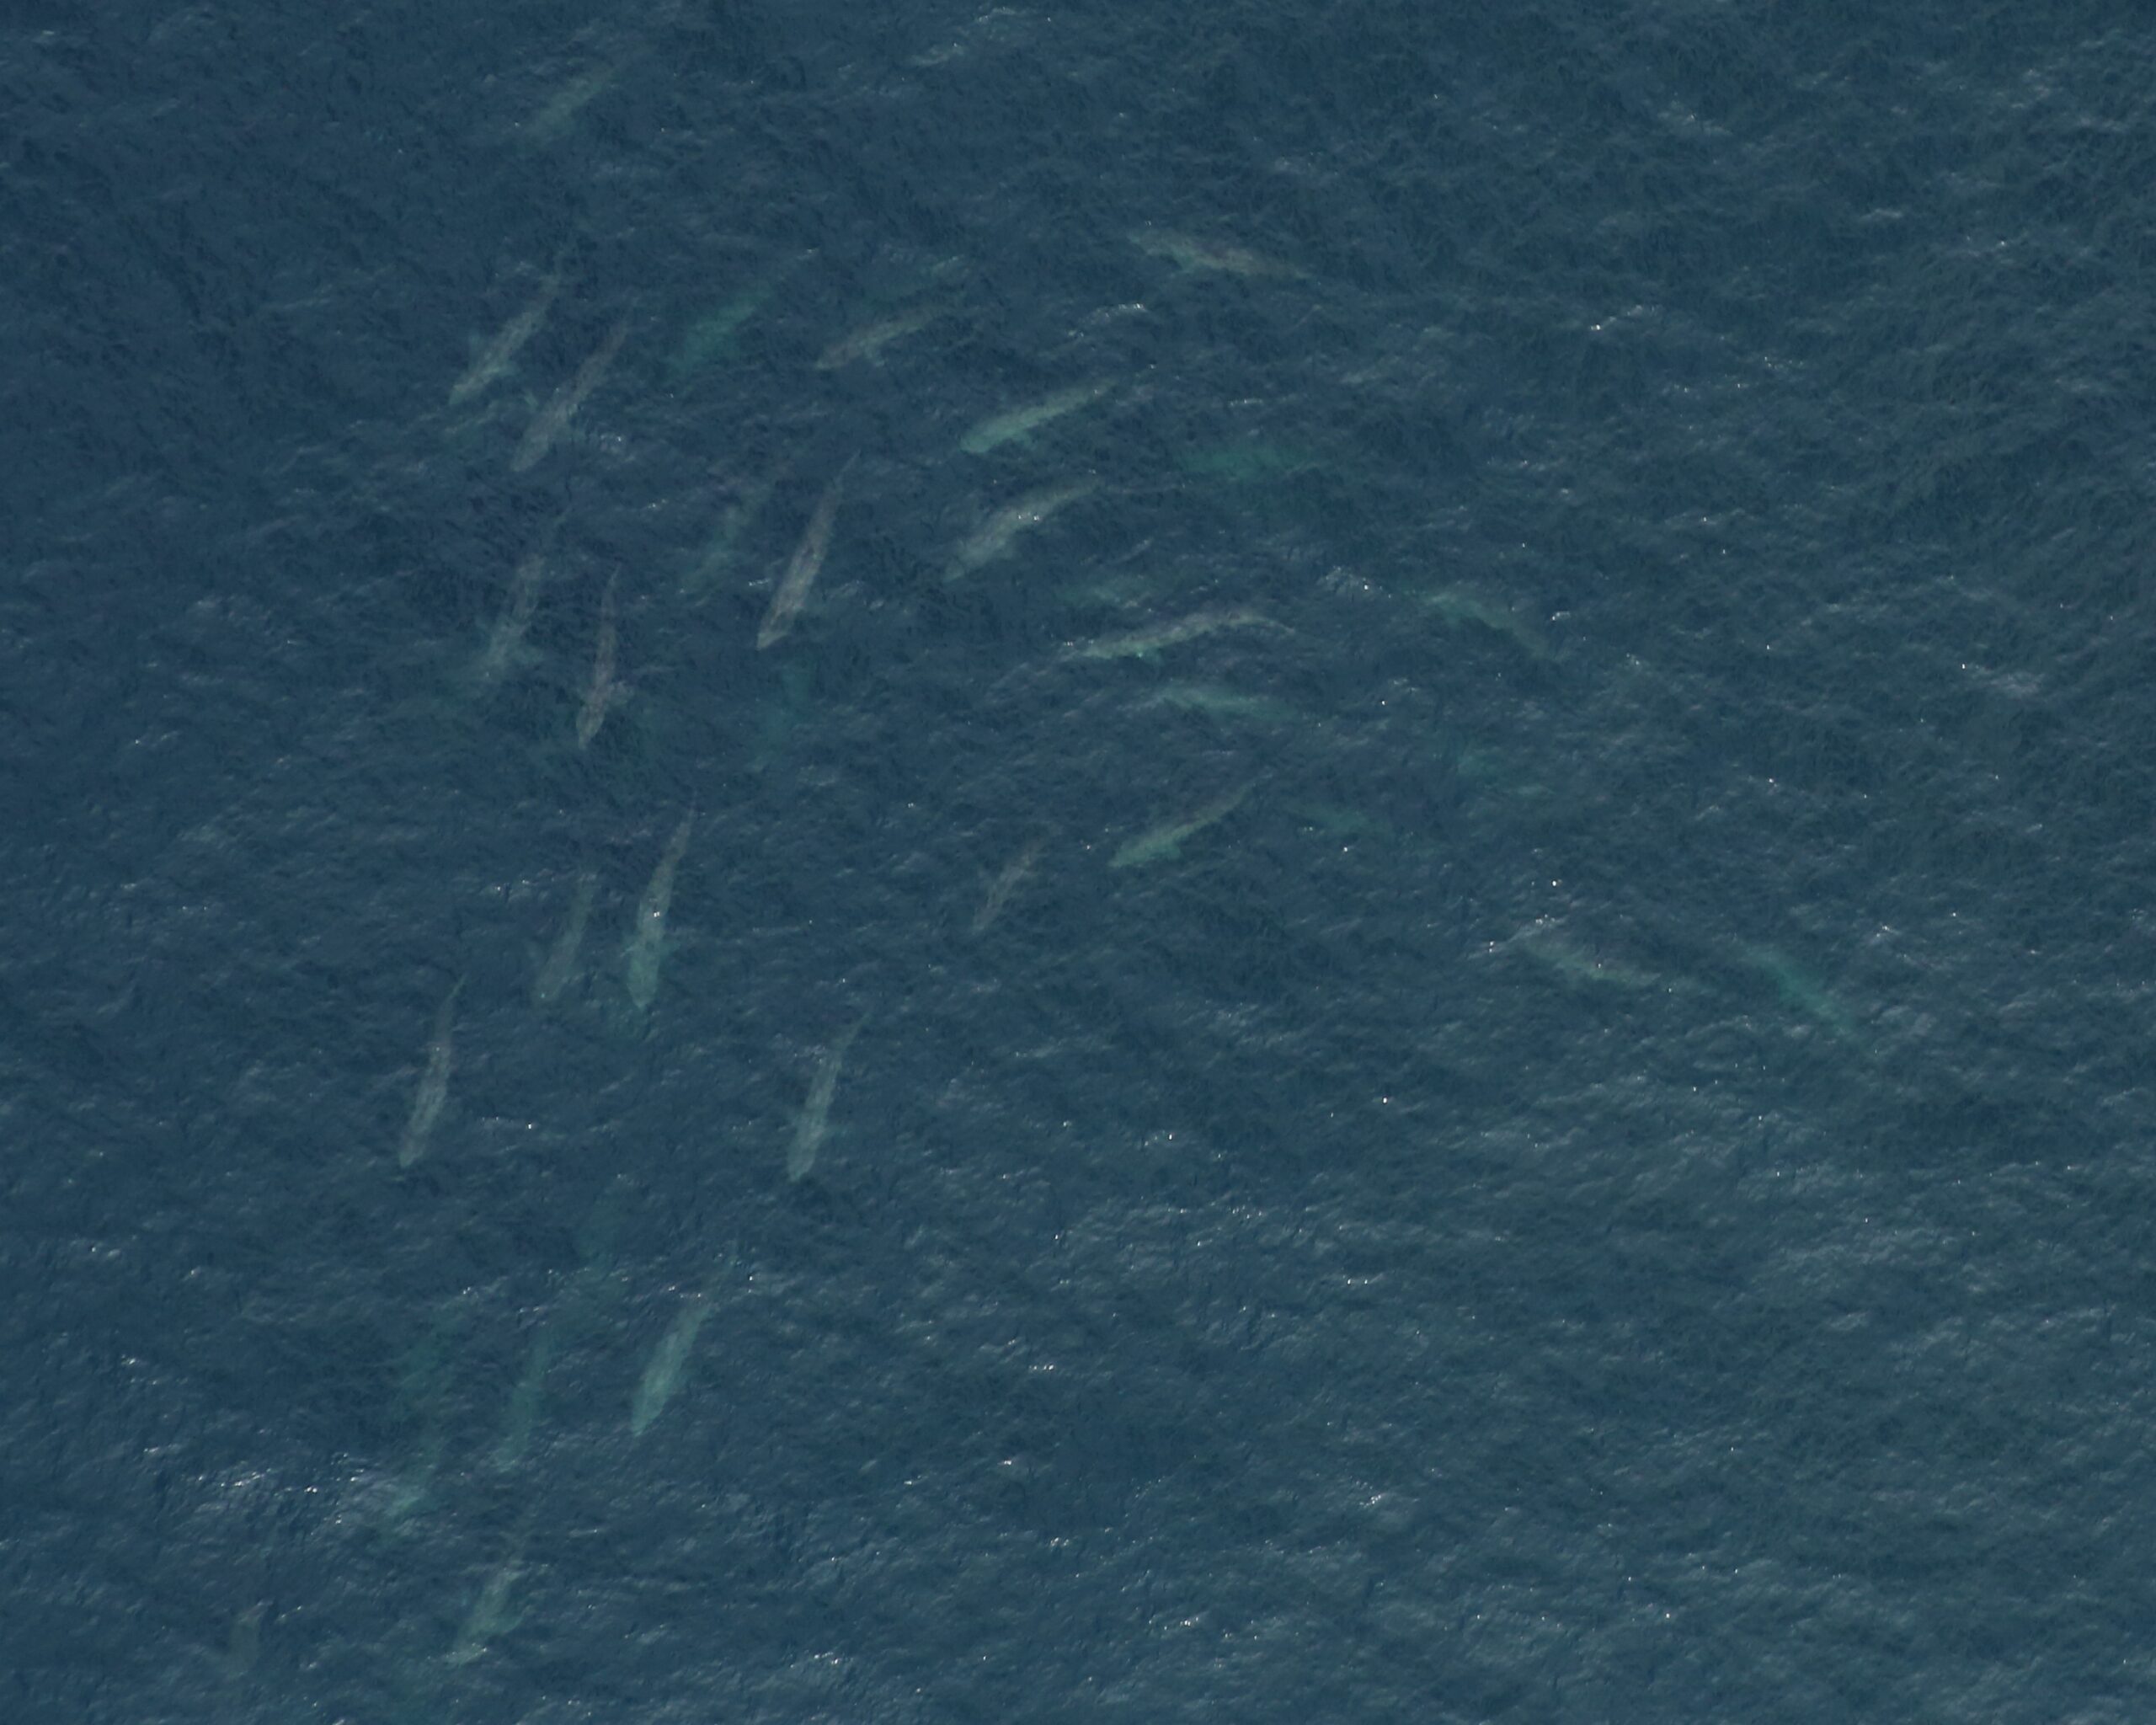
3,2,2153,1720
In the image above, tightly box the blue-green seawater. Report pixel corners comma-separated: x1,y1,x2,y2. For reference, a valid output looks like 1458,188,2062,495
3,3,2152,1720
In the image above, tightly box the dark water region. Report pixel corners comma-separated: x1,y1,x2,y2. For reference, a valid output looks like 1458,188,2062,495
3,1,2153,1720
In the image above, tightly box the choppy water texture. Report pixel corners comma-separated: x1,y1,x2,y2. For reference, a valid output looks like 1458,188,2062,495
3,3,2153,1720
